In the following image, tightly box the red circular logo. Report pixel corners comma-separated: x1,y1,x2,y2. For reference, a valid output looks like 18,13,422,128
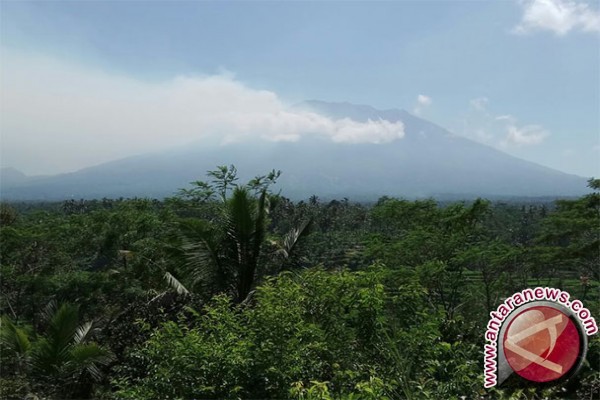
503,306,581,382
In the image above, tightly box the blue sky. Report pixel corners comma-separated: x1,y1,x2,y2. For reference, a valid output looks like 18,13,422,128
1,0,598,177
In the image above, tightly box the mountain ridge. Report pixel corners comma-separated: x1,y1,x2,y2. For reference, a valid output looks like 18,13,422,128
1,101,589,200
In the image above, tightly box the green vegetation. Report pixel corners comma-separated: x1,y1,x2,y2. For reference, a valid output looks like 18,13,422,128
1,168,598,399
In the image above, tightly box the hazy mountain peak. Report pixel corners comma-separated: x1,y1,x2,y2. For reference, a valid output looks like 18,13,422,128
295,100,410,122
1,167,28,186
294,100,453,141
0,101,588,200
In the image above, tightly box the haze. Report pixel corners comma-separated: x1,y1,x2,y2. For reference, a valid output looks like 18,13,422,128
0,0,598,177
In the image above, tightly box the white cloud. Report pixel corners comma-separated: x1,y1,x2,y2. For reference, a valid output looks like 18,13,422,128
470,97,489,111
413,94,432,115
495,114,517,123
513,0,600,35
458,97,549,147
417,94,432,106
502,124,549,146
0,50,404,175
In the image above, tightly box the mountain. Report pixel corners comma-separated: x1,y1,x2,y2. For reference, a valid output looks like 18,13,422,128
0,101,589,201
0,167,29,187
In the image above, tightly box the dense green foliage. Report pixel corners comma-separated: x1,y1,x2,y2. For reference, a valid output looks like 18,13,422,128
1,169,598,399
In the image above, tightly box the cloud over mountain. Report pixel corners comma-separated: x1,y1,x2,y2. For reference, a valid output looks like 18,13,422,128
1,50,404,175
503,124,549,146
0,101,588,201
460,97,549,148
413,94,432,116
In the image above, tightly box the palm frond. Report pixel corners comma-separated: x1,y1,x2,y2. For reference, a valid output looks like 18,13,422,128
0,316,31,356
31,337,66,376
40,299,58,325
69,343,115,382
29,338,50,373
279,219,312,259
47,303,80,353
164,271,190,295
253,190,268,257
227,188,268,302
181,237,223,290
182,238,218,270
73,321,95,345
30,304,81,376
178,217,227,291
227,187,255,244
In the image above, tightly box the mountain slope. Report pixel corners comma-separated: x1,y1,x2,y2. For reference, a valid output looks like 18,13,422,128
0,101,588,200
0,167,29,186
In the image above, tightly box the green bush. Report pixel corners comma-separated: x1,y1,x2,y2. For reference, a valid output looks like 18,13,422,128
113,266,485,399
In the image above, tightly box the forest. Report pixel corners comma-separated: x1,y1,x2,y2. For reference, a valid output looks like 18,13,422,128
0,165,598,400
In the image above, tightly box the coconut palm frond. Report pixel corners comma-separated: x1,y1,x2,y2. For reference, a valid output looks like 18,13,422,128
181,236,225,293
178,216,227,291
32,303,81,376
177,218,214,238
0,316,31,356
226,187,255,244
279,219,312,259
40,299,58,325
73,321,95,345
30,337,57,376
46,303,80,354
69,343,115,382
253,190,268,258
183,238,218,273
224,187,266,302
164,271,190,295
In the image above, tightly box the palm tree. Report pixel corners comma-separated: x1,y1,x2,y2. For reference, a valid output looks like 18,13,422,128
226,187,268,302
0,301,114,399
165,166,311,302
168,186,311,303
173,187,268,303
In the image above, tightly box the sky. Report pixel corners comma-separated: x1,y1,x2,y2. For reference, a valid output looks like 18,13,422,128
0,0,598,177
